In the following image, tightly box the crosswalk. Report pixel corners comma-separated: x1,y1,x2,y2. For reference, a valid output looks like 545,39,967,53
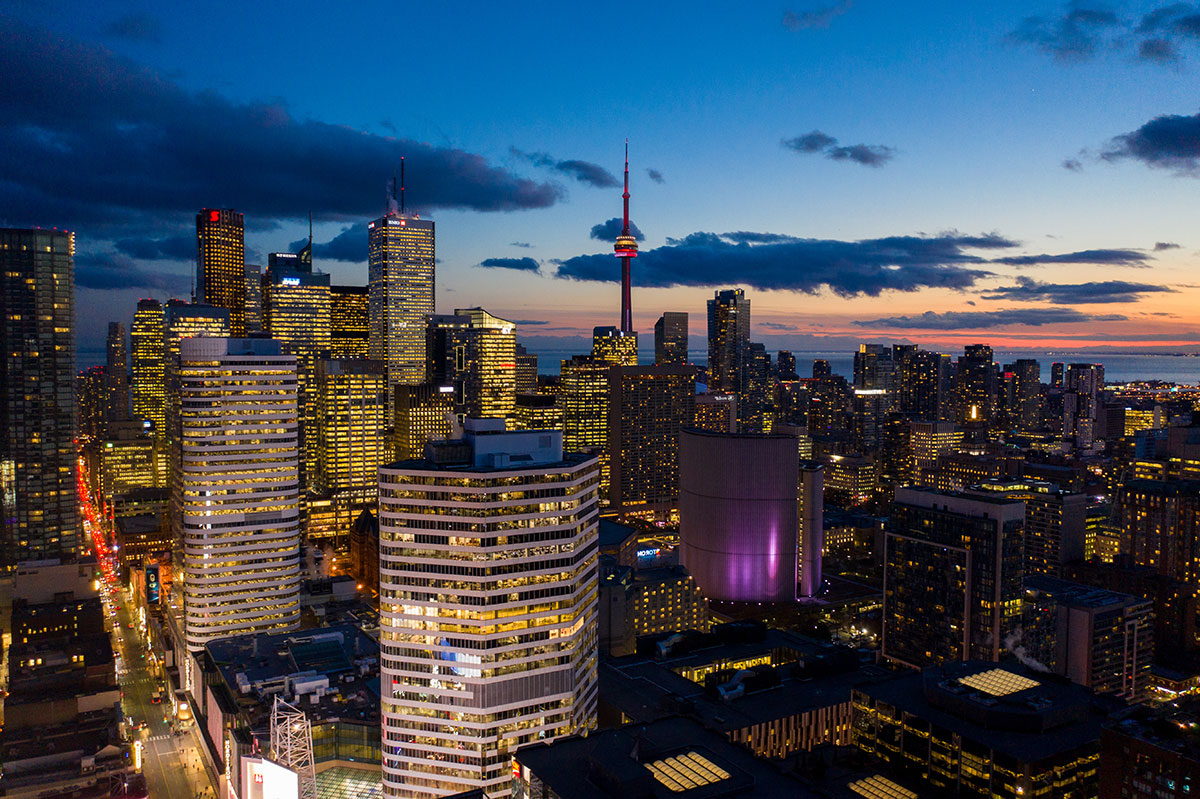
147,734,172,742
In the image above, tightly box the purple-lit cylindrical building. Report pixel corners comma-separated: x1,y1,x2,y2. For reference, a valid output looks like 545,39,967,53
679,428,799,602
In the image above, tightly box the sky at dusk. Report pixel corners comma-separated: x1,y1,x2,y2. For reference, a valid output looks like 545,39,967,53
2,1,1199,362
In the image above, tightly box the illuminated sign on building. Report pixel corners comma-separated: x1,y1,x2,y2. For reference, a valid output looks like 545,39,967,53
146,564,160,604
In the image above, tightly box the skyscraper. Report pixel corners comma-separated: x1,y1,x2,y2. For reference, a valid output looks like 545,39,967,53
591,325,638,366
331,284,369,359
654,312,688,366
955,344,997,426
263,258,331,488
614,141,638,333
393,383,455,460
379,420,599,798
707,289,750,392
104,321,130,427
369,172,435,386
560,355,612,499
131,299,166,438
313,359,387,503
425,308,516,419
515,343,540,395
195,208,247,336
0,228,78,566
1063,363,1104,447
174,338,300,664
799,461,824,598
741,342,772,433
244,263,263,335
608,365,696,519
883,487,1024,668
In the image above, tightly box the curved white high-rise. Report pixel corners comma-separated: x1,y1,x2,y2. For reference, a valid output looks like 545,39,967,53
175,337,301,653
379,420,599,799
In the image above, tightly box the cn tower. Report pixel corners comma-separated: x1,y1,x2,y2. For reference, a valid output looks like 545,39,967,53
613,140,638,333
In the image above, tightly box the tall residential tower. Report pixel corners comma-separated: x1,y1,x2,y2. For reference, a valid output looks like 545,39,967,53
0,228,78,566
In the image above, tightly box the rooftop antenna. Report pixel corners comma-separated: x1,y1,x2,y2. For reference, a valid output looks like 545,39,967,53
308,211,313,249
400,156,406,216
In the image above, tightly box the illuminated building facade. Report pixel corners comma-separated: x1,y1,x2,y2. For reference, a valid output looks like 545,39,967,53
741,342,771,433
1022,574,1152,701
883,487,1024,668
174,337,300,659
908,420,963,480
895,347,951,421
679,429,801,602
955,344,997,426
243,263,262,334
707,289,749,393
0,228,78,566
163,301,230,483
131,298,166,438
820,453,876,507
425,308,516,419
1063,362,1104,447
331,284,370,359
393,383,454,461
104,322,130,427
799,462,823,598
560,355,611,501
514,344,539,395
195,208,247,336
591,325,638,366
693,392,737,433
77,366,105,442
1118,478,1200,585
608,365,695,518
262,262,331,488
654,311,688,366
368,208,435,387
970,479,1086,577
314,359,387,502
378,420,599,799
599,561,709,656
512,393,562,432
852,661,1102,798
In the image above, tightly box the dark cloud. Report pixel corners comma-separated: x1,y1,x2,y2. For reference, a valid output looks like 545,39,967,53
510,148,619,188
646,168,665,184
1013,3,1200,64
104,12,162,42
1062,158,1084,171
855,307,1127,330
981,276,1173,303
989,248,1149,266
1008,5,1122,62
783,131,838,153
289,223,367,263
76,252,189,293
510,241,533,249
478,257,541,273
783,1,853,30
1139,37,1179,61
783,131,895,167
1155,241,1181,250
721,231,802,244
556,230,1016,296
828,143,895,167
1102,110,1200,174
590,218,645,242
511,319,549,325
0,23,563,239
113,233,195,261
759,321,799,331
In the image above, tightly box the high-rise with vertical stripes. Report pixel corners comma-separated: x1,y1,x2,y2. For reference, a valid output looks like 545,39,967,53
368,185,435,387
174,338,301,664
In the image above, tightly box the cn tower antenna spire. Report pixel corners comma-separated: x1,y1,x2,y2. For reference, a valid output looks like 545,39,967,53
613,139,638,333
622,139,630,237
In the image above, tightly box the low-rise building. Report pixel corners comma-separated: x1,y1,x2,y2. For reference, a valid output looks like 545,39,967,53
852,661,1105,798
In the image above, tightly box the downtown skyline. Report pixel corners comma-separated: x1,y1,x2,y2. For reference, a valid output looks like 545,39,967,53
2,1,1199,360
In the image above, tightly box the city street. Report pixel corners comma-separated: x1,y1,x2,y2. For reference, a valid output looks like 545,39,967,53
82,455,217,799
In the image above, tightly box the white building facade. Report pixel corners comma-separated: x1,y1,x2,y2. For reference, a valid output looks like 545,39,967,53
175,337,301,660
379,420,599,798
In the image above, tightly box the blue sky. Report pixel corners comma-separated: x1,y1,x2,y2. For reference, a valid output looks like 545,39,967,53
2,1,1199,361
